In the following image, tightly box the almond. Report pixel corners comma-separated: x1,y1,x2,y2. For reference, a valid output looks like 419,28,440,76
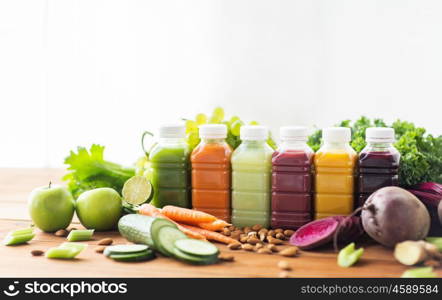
280,247,299,257
97,238,113,246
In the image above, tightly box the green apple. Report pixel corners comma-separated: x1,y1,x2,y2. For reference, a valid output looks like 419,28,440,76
76,188,122,231
28,184,75,232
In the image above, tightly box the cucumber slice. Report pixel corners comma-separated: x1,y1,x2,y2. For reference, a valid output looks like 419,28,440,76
172,247,218,265
151,219,180,256
174,239,219,257
110,250,155,262
155,226,187,257
104,244,149,257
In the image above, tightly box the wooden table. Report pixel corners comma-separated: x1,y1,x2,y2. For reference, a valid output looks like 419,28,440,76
0,168,440,278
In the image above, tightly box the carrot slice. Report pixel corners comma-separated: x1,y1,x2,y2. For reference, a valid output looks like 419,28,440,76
197,219,231,231
179,224,238,245
138,204,206,240
162,205,217,224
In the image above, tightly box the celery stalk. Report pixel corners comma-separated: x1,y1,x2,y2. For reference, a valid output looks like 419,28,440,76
67,229,94,242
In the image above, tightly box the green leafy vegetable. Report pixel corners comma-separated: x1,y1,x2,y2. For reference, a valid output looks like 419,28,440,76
308,117,442,186
63,144,135,198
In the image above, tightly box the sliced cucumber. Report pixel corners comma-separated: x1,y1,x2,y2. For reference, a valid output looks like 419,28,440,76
109,250,155,262
174,239,219,257
156,226,188,257
172,247,218,265
151,219,180,256
104,244,149,257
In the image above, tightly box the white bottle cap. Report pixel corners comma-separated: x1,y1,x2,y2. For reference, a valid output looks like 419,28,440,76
159,124,186,138
240,125,268,141
199,124,227,139
280,126,308,141
322,127,351,143
366,127,395,143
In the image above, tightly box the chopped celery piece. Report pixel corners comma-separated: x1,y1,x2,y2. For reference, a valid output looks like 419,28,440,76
401,267,438,278
425,237,442,252
46,247,78,259
67,229,94,242
59,242,87,256
3,233,35,246
10,227,34,236
338,243,364,267
46,243,87,259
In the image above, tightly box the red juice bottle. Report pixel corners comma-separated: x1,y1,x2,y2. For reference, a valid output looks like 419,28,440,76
357,127,400,207
271,127,313,229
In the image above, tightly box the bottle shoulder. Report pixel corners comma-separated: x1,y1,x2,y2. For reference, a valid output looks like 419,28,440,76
191,142,232,163
149,143,190,162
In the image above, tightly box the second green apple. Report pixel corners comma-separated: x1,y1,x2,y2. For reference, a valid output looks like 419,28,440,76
76,188,122,231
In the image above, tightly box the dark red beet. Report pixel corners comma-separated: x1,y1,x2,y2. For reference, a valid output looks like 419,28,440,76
289,216,363,250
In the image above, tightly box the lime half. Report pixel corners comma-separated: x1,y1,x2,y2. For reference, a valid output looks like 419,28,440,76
122,176,153,205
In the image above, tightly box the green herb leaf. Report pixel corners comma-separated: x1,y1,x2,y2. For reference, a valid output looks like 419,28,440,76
63,144,135,198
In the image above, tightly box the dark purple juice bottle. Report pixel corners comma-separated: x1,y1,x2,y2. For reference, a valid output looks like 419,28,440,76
357,127,400,207
271,127,313,229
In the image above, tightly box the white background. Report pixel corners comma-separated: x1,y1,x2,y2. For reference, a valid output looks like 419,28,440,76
1,0,441,168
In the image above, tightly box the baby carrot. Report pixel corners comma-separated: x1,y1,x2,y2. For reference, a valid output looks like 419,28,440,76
197,219,230,232
138,204,206,240
179,224,238,245
162,206,217,224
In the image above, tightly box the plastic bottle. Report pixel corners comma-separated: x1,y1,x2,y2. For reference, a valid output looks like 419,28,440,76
191,124,232,221
149,124,190,208
231,126,274,228
314,127,356,219
357,127,400,207
271,126,313,229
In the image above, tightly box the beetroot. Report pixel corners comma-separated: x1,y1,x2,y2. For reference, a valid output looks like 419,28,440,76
361,187,430,248
439,201,442,225
289,216,363,250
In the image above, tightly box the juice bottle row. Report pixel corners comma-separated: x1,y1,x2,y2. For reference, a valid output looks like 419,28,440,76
147,124,400,229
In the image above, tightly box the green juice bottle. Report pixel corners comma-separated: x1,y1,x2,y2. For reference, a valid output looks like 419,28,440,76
149,124,190,208
231,126,274,228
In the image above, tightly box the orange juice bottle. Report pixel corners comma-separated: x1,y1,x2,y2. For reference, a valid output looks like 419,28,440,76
191,124,232,221
314,127,356,219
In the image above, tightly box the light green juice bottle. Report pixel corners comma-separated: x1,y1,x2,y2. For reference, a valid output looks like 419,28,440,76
231,126,274,228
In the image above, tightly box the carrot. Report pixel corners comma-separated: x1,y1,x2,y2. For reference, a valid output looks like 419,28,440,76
138,204,206,240
179,224,238,245
197,219,231,231
162,205,217,224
